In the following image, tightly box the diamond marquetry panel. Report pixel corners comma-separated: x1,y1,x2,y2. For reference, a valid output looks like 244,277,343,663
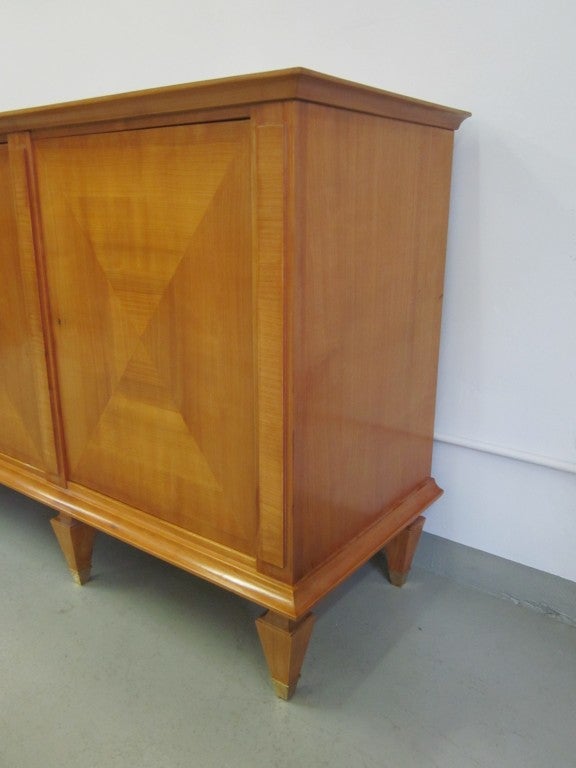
35,122,257,554
0,146,49,470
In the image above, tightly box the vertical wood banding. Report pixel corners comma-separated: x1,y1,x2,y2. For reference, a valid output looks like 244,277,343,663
7,133,66,484
254,118,287,569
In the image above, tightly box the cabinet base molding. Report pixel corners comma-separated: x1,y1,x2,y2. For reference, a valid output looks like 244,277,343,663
1,454,439,697
0,455,440,615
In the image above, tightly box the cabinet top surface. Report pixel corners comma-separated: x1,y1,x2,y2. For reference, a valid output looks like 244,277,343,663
0,68,470,138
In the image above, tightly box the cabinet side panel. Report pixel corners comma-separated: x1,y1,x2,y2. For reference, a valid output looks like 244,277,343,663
0,143,57,475
293,105,454,578
34,121,258,555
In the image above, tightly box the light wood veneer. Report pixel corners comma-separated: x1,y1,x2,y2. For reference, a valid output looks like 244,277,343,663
0,69,469,697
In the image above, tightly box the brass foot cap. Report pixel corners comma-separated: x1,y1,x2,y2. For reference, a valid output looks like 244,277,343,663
388,570,408,587
272,678,298,700
70,568,91,586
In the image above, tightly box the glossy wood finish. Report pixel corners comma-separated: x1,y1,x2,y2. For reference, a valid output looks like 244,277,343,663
35,121,257,555
0,70,469,697
50,512,96,585
383,515,426,587
0,457,441,618
0,147,36,467
256,611,316,700
253,104,290,571
292,104,454,580
0,68,470,141
0,141,59,478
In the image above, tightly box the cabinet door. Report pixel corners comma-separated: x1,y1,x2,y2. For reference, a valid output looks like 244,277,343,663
0,143,58,476
34,122,257,555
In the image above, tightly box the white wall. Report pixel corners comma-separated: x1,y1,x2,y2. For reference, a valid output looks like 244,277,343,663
2,0,575,581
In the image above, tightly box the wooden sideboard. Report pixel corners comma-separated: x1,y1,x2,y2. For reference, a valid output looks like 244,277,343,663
0,69,469,698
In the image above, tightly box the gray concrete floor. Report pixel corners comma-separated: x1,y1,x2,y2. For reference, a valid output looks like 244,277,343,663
1,485,575,768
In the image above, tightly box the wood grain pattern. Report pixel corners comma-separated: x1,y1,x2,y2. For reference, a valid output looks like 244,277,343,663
253,110,287,570
256,611,316,699
50,512,96,584
291,104,454,578
0,146,38,466
291,479,442,616
0,69,470,141
0,140,59,477
34,121,258,555
383,515,426,586
0,72,469,697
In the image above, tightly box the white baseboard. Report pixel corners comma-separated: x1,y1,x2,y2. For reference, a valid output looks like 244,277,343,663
414,531,576,627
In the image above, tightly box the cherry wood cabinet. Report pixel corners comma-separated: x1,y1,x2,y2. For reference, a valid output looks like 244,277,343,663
0,69,469,698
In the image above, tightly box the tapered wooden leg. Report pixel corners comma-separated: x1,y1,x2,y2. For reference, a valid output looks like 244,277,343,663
383,515,425,587
50,513,97,585
256,611,316,700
